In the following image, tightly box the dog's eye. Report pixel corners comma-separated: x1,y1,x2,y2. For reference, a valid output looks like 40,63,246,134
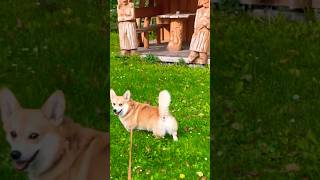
29,133,39,140
10,131,17,138
113,103,116,106
119,103,123,106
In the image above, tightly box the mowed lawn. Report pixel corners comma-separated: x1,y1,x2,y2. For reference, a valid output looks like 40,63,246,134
110,33,210,179
213,12,320,179
0,0,107,179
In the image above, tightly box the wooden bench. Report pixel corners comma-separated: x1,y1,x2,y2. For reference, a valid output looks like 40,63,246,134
136,24,166,49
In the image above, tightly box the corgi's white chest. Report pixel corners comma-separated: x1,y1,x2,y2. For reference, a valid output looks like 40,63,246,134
119,118,128,128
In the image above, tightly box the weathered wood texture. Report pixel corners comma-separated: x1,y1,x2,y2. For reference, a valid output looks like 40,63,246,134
117,1,138,54
138,43,211,64
154,0,198,43
135,0,157,49
133,0,199,49
135,7,161,18
188,0,210,65
167,19,184,51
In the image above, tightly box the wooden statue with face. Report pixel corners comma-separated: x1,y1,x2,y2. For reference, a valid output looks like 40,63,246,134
188,0,210,65
117,0,138,55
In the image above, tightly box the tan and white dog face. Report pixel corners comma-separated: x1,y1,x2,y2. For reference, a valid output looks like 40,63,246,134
110,89,130,117
0,88,65,175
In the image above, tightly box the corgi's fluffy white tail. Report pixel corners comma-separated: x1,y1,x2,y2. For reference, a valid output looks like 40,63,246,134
158,90,178,141
158,90,171,116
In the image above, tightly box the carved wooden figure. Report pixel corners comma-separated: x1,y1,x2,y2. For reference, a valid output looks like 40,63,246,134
117,0,138,55
167,18,184,51
188,0,210,64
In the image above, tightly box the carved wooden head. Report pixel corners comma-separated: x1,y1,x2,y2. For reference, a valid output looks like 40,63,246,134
118,0,129,5
198,0,209,6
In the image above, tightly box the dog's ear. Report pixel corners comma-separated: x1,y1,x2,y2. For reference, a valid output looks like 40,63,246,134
41,90,65,126
123,90,131,101
0,88,21,124
110,89,117,101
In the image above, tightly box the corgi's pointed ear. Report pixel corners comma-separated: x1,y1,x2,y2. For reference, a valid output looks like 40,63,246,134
42,90,65,126
110,89,117,101
0,88,21,124
123,90,131,101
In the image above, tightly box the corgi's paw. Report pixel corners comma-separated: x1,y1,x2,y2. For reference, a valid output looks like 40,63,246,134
172,132,178,141
173,136,178,141
153,132,164,139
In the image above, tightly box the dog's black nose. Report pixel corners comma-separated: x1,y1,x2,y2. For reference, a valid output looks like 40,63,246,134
113,109,117,113
11,150,21,160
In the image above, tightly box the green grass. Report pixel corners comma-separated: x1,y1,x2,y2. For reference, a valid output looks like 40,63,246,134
213,12,320,179
0,0,107,179
110,33,210,179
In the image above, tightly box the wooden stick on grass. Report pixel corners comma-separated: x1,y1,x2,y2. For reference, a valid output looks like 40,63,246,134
128,128,133,180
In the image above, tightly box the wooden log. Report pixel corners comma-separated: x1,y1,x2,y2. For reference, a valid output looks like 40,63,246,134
139,0,147,49
142,17,151,48
167,19,184,51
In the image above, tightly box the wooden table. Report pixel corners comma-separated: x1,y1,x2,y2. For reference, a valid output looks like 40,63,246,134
158,13,195,51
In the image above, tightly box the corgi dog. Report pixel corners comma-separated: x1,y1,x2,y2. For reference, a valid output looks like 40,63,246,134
110,89,178,141
0,88,108,180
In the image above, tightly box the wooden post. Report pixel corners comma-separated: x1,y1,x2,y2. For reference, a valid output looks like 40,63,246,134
138,0,151,49
158,0,170,42
143,17,151,49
